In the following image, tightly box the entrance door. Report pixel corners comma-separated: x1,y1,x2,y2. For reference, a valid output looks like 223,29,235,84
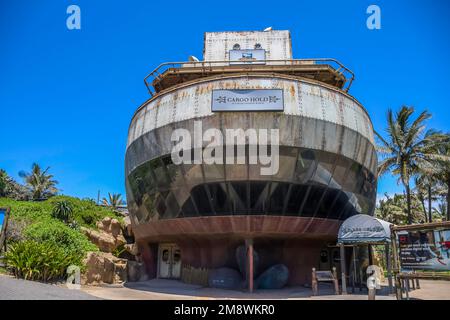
158,244,181,279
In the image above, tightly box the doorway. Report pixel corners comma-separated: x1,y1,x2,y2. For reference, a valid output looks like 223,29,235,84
157,243,181,279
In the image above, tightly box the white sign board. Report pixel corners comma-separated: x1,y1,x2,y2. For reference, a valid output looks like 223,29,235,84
211,89,284,112
229,49,266,64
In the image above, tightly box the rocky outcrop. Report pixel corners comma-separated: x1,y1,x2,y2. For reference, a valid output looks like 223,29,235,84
127,261,149,282
82,216,147,285
122,216,133,238
124,243,139,256
81,217,126,253
82,252,128,285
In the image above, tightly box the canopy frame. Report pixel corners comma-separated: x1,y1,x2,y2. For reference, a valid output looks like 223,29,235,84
336,214,393,295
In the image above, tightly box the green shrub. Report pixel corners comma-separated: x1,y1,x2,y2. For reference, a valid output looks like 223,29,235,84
5,240,81,282
24,219,97,259
0,195,123,229
0,198,52,221
79,211,94,225
52,200,74,223
47,195,123,228
112,243,126,258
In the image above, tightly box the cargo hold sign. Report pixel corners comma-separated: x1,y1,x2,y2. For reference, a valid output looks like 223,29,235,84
211,89,284,112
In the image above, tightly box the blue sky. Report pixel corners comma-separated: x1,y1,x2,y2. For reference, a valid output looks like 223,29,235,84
1,0,449,201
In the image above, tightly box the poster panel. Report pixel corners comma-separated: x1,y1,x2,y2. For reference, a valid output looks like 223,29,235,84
398,229,450,271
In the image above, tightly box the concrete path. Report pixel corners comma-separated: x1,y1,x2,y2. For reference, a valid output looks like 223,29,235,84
82,278,396,300
2,274,447,300
407,280,450,300
0,275,99,300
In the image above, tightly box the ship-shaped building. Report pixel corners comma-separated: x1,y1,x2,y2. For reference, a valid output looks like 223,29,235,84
125,30,377,287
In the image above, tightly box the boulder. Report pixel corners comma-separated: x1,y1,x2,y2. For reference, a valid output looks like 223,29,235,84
82,251,128,285
208,267,243,290
122,216,133,238
81,217,126,253
127,261,149,282
256,264,289,289
97,217,122,238
81,227,126,253
124,243,139,256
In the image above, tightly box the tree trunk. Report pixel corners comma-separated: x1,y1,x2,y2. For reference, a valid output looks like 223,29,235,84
419,198,427,223
406,183,412,224
428,184,432,223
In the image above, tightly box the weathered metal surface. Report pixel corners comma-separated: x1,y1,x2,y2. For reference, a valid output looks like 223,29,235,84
203,30,292,62
128,76,373,147
125,30,379,287
145,60,354,94
126,76,376,175
126,115,377,175
131,216,341,242
157,237,330,286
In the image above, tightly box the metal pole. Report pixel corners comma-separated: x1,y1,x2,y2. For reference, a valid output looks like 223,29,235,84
352,245,357,293
391,226,402,300
385,244,393,294
339,243,347,295
404,279,410,300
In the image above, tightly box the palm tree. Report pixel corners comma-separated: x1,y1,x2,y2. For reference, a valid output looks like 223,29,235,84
434,201,447,220
376,106,447,224
19,163,58,200
376,193,424,225
102,193,124,209
52,200,74,223
414,174,443,223
414,176,430,222
376,193,408,225
434,133,450,221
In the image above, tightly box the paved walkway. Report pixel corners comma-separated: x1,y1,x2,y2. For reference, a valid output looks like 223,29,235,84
0,275,99,300
406,280,450,300
1,274,447,300
82,279,396,300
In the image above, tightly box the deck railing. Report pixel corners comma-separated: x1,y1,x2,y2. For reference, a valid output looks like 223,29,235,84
143,58,355,96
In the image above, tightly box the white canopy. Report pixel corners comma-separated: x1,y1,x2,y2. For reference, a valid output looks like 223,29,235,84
338,214,392,244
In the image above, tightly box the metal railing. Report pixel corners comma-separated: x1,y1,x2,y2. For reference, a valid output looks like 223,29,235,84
143,58,355,96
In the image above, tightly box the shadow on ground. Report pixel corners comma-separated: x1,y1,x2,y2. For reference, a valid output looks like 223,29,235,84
120,279,395,300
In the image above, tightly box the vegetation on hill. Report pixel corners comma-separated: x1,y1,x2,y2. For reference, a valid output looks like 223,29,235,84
0,194,123,282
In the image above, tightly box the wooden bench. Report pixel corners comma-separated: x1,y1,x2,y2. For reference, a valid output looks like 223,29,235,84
312,267,339,295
